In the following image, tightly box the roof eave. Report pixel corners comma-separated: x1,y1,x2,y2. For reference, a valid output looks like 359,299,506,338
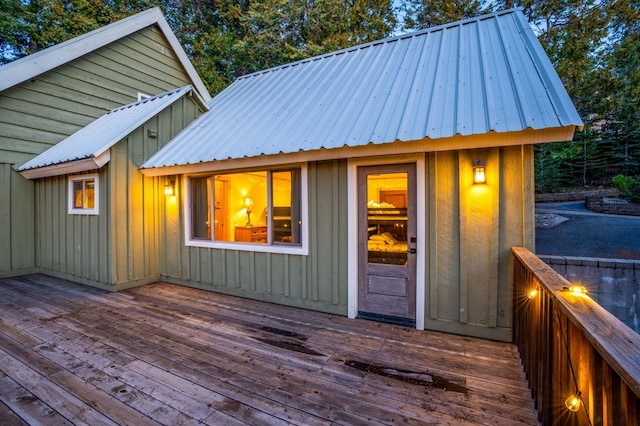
140,125,579,177
18,151,110,180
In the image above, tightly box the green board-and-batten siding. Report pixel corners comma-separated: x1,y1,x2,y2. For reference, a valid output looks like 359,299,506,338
158,160,351,316
0,24,198,277
33,94,204,290
425,145,534,341
0,164,35,276
0,26,193,164
156,146,533,341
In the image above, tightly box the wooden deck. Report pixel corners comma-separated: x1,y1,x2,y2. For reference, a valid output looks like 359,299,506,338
0,275,538,425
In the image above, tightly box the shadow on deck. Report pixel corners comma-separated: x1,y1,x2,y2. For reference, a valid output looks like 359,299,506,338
0,274,537,425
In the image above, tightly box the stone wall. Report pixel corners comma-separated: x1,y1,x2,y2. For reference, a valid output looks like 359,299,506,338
585,197,640,216
539,255,640,333
535,188,619,203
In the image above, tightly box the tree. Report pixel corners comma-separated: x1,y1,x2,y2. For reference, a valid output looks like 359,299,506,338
401,0,491,30
0,0,30,63
0,0,153,60
602,0,640,174
230,0,396,79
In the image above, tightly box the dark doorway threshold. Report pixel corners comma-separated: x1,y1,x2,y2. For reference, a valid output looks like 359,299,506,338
357,312,415,327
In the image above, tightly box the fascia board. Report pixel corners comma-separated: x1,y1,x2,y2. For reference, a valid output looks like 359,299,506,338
18,151,110,180
140,126,577,177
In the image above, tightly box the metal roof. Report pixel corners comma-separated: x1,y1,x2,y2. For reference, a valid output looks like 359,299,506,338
17,86,204,174
142,9,583,170
0,8,211,102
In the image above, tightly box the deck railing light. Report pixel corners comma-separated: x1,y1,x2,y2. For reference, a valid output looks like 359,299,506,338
565,392,582,412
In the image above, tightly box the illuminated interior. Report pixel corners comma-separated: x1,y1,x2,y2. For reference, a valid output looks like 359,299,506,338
73,179,95,209
366,173,408,265
191,170,300,245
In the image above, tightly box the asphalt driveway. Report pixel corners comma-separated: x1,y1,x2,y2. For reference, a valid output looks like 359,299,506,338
535,202,640,259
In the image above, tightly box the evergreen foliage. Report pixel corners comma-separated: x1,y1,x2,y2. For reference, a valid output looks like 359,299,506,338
0,1,638,191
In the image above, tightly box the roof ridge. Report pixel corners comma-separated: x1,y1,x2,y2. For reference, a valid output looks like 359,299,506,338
236,8,523,82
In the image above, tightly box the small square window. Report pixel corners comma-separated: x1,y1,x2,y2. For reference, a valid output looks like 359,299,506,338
69,174,99,215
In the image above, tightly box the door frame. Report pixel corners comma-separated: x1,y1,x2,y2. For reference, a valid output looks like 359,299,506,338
347,155,426,330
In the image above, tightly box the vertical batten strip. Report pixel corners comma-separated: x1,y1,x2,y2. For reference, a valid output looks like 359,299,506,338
428,153,438,320
458,151,469,324
488,147,500,327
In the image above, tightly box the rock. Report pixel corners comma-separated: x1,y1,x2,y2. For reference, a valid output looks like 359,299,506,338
535,213,569,229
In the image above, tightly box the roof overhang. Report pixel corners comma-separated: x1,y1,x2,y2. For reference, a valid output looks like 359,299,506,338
140,125,576,177
18,151,110,180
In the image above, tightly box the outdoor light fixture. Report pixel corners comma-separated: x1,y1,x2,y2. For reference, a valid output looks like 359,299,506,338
569,285,588,296
244,197,253,225
565,392,582,412
562,285,588,296
527,288,538,299
164,178,175,196
473,160,486,184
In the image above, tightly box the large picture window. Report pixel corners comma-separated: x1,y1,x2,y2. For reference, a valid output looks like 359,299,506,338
187,167,306,253
68,174,99,215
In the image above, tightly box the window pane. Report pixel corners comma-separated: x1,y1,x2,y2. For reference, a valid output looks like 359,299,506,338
214,172,267,243
85,180,95,209
213,177,229,241
366,172,408,265
272,170,301,244
191,177,211,239
73,181,84,208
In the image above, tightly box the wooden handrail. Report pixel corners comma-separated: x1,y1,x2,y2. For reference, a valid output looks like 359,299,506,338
512,247,640,425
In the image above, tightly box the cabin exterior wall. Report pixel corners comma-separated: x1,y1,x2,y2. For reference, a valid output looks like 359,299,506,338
158,145,534,341
424,145,535,341
0,25,196,278
158,160,350,316
33,95,204,290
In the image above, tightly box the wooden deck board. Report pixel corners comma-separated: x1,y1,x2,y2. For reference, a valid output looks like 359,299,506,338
0,275,538,425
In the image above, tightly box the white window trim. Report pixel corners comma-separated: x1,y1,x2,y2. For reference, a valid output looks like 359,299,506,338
184,165,309,256
68,173,99,215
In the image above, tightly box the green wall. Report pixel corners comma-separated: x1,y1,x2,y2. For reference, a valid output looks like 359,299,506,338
158,160,350,316
0,24,197,278
424,145,535,341
0,164,35,277
33,94,204,290
156,146,534,341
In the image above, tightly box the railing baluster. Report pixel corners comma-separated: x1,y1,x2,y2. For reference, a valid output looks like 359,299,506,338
512,247,640,426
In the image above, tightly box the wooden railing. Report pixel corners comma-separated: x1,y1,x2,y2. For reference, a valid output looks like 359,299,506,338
512,247,640,425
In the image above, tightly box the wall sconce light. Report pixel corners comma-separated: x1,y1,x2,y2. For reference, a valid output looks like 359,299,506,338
164,178,175,196
565,392,582,412
244,197,253,225
473,160,486,184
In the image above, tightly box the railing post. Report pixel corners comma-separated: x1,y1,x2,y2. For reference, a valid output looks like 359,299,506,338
512,247,640,426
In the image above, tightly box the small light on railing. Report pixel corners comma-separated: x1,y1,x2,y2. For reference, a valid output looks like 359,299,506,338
527,288,538,299
565,392,582,412
570,285,588,295
564,285,588,296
